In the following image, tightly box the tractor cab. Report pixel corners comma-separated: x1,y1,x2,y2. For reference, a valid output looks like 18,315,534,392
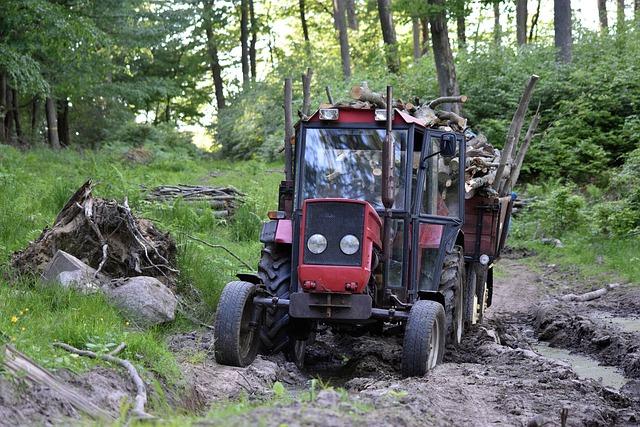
215,93,469,377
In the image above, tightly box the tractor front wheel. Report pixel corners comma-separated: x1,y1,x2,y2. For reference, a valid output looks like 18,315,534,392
401,300,446,377
213,281,260,367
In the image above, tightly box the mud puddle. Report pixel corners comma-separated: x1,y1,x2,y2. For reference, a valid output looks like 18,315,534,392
594,312,640,333
534,342,628,390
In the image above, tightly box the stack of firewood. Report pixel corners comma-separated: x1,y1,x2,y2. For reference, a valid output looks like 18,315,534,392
145,185,244,217
339,77,540,201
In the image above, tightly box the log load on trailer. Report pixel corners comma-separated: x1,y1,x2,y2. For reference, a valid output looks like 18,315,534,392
213,77,539,376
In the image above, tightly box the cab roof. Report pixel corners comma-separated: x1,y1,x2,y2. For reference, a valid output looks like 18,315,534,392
300,107,432,130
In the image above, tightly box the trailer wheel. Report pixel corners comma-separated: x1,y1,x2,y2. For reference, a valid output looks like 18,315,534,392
257,243,292,353
464,264,477,327
476,269,489,323
440,246,465,344
401,300,446,377
214,281,260,367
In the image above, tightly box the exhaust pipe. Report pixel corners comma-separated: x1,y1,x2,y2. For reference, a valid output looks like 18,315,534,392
381,86,395,300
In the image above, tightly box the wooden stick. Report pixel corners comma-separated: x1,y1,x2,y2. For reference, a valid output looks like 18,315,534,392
284,78,293,181
3,345,115,421
185,234,253,270
53,342,153,420
503,103,541,193
492,74,539,192
301,67,313,117
325,85,334,104
428,95,468,109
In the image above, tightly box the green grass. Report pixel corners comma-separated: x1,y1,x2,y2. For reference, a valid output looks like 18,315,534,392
0,144,282,387
509,217,640,286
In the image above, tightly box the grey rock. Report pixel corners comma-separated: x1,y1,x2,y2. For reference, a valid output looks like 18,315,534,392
57,270,101,294
315,389,341,408
104,276,177,327
42,250,104,293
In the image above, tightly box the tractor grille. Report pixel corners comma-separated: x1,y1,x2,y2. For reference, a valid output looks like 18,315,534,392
303,201,364,266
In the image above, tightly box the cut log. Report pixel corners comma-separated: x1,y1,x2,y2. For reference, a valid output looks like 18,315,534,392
428,95,468,109
2,345,115,421
349,83,386,108
436,110,467,128
301,67,313,116
503,104,541,193
560,284,619,302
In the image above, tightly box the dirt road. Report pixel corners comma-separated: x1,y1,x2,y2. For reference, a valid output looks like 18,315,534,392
3,255,639,425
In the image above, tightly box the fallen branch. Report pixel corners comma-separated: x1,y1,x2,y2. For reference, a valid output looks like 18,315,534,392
53,342,153,420
3,345,114,421
185,234,253,270
428,95,468,109
561,283,620,302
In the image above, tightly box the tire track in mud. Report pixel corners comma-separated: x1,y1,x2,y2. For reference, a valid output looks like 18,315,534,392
169,256,640,426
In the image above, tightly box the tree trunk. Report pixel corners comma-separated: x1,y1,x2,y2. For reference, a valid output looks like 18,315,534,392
333,0,351,79
240,0,250,87
428,0,461,114
0,73,6,144
30,97,38,142
457,10,466,50
377,0,400,73
421,17,430,55
598,0,609,31
412,17,421,60
57,98,70,146
5,88,14,144
249,0,257,79
346,0,358,30
45,97,60,149
554,0,572,63
529,0,542,42
165,96,171,122
203,1,226,109
636,0,640,25
493,1,501,45
516,0,527,45
11,88,22,143
299,0,310,43
617,0,626,31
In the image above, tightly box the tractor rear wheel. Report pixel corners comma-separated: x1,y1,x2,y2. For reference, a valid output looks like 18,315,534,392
401,300,446,377
257,243,292,353
213,281,260,367
439,245,465,345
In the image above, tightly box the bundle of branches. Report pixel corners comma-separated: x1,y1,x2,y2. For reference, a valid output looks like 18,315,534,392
145,184,244,218
12,180,178,287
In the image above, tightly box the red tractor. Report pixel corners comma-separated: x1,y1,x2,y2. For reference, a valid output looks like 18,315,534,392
214,88,512,376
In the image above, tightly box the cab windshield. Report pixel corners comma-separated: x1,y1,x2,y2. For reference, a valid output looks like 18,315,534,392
302,127,408,210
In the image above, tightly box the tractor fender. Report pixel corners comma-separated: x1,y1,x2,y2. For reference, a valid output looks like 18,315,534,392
236,273,262,284
417,290,445,308
260,220,293,244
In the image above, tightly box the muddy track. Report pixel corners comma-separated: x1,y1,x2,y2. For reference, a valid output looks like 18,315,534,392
3,255,639,425
169,256,639,426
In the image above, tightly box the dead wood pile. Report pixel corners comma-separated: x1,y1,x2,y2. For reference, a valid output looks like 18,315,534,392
145,184,244,218
11,180,178,287
336,78,540,200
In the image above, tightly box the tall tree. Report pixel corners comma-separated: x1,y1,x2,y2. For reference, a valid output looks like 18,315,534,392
45,97,60,149
0,73,6,144
516,0,527,45
377,0,400,73
428,0,461,113
346,0,358,29
249,0,257,80
299,0,310,44
57,98,70,146
636,0,640,25
617,0,626,31
493,1,502,45
421,17,430,55
598,0,609,31
554,0,572,63
240,0,250,87
203,0,226,109
412,17,422,60
333,0,351,79
529,0,541,41
456,9,466,49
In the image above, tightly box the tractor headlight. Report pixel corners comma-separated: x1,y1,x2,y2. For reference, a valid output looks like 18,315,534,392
339,234,360,255
307,234,328,254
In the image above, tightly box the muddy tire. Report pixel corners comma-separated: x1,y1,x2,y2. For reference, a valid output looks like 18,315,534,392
464,264,477,327
257,243,292,353
213,281,260,367
439,246,465,344
402,300,446,377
